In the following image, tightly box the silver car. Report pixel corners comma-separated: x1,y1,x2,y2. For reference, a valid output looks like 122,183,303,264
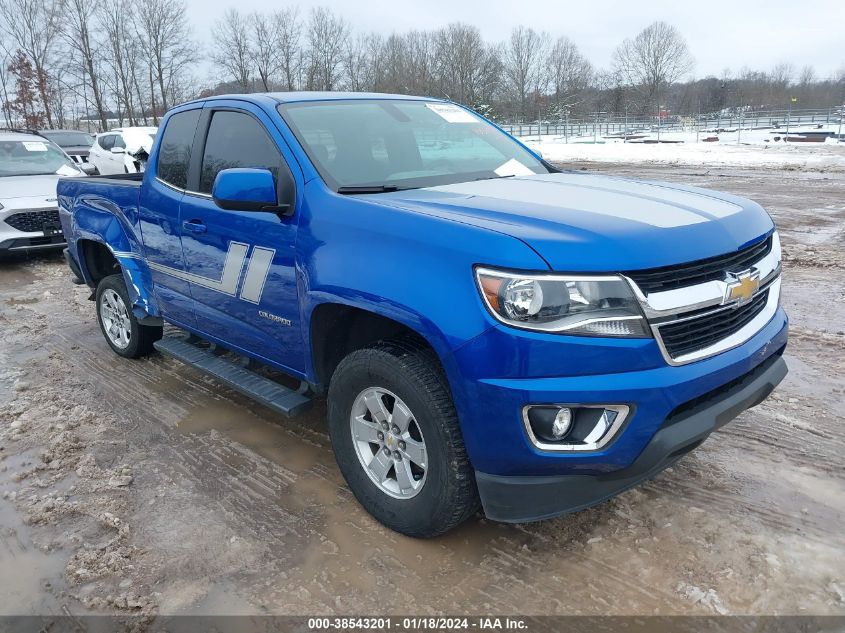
0,130,85,254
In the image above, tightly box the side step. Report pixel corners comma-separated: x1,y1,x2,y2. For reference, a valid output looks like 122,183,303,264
153,337,312,417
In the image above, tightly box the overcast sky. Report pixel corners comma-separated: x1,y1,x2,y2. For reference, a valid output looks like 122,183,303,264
186,0,845,83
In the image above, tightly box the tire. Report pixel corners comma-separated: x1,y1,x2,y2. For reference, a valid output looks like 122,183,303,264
327,339,479,537
95,273,162,358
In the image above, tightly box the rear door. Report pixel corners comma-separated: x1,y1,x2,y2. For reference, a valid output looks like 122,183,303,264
137,107,202,327
177,101,304,374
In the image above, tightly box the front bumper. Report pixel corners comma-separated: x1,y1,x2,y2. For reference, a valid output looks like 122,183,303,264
476,352,787,522
449,308,788,477
0,207,66,252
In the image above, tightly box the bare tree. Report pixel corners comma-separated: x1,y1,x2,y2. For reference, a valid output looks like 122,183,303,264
379,33,407,93
343,32,371,92
211,9,252,92
503,26,548,121
305,7,348,91
404,31,433,95
0,0,63,126
612,21,694,111
273,7,301,91
432,23,499,106
546,36,592,111
135,0,194,118
61,0,109,130
0,48,14,125
250,12,279,91
99,0,139,125
798,65,816,87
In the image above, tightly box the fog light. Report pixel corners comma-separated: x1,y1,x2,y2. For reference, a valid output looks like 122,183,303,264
525,406,573,442
551,408,572,438
523,404,630,450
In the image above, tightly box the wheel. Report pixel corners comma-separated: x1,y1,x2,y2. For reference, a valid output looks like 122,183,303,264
327,339,479,537
95,273,162,358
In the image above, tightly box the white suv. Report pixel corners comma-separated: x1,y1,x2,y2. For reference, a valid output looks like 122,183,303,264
89,127,157,175
0,130,85,254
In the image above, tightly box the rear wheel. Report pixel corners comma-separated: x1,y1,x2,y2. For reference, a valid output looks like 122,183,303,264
95,273,162,358
327,340,479,537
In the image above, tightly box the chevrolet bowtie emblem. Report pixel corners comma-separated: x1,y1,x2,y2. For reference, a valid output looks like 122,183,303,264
724,269,760,305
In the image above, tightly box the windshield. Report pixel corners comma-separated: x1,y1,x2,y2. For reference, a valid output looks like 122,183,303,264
278,99,550,191
42,131,95,148
0,140,81,177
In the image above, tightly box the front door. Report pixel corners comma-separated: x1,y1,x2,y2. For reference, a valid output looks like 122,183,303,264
178,104,304,374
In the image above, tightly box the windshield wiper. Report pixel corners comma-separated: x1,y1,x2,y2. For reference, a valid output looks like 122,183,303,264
336,185,400,194
472,174,515,182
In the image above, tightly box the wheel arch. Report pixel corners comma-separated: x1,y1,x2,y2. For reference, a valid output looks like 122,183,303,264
307,300,457,394
75,237,160,321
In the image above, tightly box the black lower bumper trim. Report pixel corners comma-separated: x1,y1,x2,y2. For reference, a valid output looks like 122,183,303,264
476,354,788,523
0,235,66,252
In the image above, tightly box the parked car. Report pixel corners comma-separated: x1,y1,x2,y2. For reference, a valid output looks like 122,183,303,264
0,129,85,254
89,127,157,175
39,129,97,175
58,93,788,537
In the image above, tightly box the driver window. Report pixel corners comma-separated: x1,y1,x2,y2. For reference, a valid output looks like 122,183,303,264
198,110,284,194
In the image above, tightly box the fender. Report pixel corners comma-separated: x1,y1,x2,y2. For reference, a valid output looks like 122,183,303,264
61,189,161,321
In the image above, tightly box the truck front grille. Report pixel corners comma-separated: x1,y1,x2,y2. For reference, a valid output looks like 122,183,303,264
4,209,61,233
626,236,773,293
656,289,770,359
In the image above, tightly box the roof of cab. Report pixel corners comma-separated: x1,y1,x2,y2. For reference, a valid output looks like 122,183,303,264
181,91,446,108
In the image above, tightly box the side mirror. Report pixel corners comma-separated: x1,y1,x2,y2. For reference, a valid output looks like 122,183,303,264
80,163,98,175
212,168,289,214
110,146,126,154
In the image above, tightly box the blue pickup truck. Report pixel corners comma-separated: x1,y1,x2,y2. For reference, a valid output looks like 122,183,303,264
58,92,788,537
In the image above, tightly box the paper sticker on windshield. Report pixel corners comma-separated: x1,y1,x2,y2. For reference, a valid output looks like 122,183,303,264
425,103,477,123
23,141,48,152
494,159,534,177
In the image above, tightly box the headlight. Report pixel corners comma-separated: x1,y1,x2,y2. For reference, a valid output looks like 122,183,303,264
475,267,650,337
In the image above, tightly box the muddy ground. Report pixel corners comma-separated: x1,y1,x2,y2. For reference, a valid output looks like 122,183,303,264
0,162,843,621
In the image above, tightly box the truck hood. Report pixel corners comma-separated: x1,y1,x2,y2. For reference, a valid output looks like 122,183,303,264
0,173,81,201
374,172,775,272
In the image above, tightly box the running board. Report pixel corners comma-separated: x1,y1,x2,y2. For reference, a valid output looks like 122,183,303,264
153,337,312,417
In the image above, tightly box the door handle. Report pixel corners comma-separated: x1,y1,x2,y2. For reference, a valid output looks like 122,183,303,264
182,219,207,234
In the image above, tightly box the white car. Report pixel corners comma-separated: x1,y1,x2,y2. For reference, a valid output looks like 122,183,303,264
89,127,157,175
0,130,85,254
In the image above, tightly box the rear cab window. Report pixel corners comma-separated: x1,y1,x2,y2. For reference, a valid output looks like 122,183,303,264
156,109,201,190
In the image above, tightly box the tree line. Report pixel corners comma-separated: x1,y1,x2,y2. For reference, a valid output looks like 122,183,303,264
2,0,844,131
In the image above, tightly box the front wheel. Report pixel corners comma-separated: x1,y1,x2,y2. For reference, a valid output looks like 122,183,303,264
95,273,162,358
327,340,479,537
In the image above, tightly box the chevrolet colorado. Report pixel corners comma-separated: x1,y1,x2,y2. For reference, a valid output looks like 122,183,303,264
58,93,788,537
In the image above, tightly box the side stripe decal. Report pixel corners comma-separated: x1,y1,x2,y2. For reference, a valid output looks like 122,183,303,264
240,247,275,304
148,241,250,297
147,241,275,305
